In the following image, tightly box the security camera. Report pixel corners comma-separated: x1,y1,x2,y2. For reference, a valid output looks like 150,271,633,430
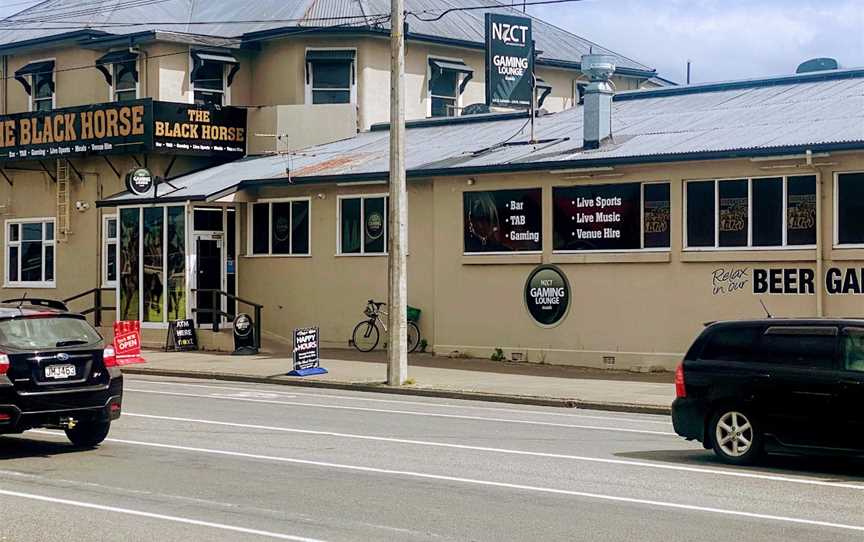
74,201,90,212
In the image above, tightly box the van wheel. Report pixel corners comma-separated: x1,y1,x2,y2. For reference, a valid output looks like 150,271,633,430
709,409,762,465
65,420,111,448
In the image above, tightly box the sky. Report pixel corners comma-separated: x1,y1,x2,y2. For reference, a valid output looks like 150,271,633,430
1,0,862,84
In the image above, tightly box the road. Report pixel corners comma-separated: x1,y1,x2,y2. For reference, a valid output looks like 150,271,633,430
1,376,863,541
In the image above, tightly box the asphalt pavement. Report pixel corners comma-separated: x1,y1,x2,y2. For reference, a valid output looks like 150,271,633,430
1,376,863,541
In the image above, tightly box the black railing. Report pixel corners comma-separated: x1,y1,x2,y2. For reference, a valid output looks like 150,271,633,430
190,289,263,349
63,288,116,327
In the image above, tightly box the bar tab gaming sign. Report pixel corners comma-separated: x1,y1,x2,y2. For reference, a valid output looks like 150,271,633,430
485,13,534,108
0,99,246,162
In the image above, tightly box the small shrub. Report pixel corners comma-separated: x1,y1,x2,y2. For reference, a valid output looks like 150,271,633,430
490,348,505,362
419,339,428,353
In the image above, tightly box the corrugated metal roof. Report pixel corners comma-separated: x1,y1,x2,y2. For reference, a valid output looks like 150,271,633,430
0,0,653,73
104,68,864,204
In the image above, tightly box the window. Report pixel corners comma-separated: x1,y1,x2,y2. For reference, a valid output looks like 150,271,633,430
700,325,763,362
339,195,388,255
248,199,310,256
428,58,473,117
760,326,837,368
103,215,118,286
836,172,864,246
14,60,55,112
5,219,55,287
191,50,239,107
842,328,864,372
553,182,670,252
685,175,816,249
306,50,355,104
112,60,138,101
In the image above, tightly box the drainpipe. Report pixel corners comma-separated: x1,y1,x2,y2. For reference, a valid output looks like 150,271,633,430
811,151,825,317
2,55,7,115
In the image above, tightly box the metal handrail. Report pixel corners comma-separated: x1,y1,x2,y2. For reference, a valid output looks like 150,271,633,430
190,288,263,349
62,287,116,327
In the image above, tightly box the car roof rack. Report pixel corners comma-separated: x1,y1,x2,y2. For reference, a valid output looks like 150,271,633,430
1,298,69,312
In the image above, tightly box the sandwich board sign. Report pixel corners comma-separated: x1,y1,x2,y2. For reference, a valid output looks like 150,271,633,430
289,327,327,377
485,13,534,108
165,319,198,351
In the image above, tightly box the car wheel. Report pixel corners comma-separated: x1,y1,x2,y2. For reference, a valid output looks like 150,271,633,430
65,420,111,448
710,409,762,465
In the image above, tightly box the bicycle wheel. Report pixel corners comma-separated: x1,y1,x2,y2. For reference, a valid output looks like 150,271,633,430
407,321,421,353
352,320,380,352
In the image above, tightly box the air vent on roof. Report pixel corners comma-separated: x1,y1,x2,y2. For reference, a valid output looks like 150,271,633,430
796,58,839,74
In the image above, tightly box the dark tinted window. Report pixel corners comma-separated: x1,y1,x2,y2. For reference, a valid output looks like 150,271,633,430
752,177,782,246
271,202,292,254
837,173,864,245
718,179,748,247
760,327,837,368
643,183,671,248
700,326,763,362
842,328,864,372
686,181,714,247
786,175,816,245
291,200,310,255
252,203,269,254
193,209,222,232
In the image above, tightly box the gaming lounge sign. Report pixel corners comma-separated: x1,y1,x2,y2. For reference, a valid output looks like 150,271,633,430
0,99,246,162
711,266,864,296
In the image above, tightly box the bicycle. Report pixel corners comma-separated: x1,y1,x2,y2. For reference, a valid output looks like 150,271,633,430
351,299,420,353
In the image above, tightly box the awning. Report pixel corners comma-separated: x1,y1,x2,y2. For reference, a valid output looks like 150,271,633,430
191,49,240,87
429,59,474,94
95,50,139,86
305,50,356,62
536,77,552,108
14,60,54,95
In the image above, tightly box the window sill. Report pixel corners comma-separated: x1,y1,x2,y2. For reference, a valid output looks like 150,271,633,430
242,254,312,259
551,252,670,264
830,248,864,261
3,282,56,289
335,253,388,257
681,249,816,263
461,254,542,265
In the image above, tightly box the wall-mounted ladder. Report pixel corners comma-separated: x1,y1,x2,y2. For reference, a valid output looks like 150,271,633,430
56,159,70,242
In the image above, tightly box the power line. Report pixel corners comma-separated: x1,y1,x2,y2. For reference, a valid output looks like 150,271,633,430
409,0,587,22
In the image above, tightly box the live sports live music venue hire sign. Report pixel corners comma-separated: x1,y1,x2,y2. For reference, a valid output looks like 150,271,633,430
0,99,246,162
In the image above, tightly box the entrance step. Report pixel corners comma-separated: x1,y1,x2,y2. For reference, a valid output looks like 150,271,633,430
99,326,292,354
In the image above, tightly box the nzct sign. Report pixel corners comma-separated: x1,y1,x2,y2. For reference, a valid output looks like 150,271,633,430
0,99,246,162
485,13,534,108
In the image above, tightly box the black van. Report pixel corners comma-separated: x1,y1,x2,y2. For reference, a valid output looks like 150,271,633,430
672,319,864,465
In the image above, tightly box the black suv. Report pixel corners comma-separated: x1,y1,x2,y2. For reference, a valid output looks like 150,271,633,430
0,299,122,447
672,319,864,465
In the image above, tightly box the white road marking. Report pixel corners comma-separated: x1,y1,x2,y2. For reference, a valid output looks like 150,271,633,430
125,377,672,425
125,388,675,436
0,487,326,541
111,414,864,492
24,431,864,534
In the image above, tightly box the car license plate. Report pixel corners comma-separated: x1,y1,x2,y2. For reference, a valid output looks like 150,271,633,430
45,364,76,379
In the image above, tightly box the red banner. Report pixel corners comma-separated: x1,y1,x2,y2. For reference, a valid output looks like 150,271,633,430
113,321,145,365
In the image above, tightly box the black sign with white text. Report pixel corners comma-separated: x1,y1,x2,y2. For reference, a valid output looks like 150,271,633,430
524,265,570,327
464,188,542,253
293,327,320,371
553,183,641,251
166,319,198,351
485,13,534,107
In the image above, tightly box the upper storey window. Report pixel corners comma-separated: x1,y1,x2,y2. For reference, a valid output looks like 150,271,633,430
428,58,473,117
96,50,139,102
15,60,55,112
191,50,240,106
305,50,356,105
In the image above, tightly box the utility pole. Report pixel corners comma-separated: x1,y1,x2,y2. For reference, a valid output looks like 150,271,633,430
387,0,408,385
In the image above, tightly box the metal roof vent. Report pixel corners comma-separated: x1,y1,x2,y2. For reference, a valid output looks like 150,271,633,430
581,54,616,150
796,58,839,74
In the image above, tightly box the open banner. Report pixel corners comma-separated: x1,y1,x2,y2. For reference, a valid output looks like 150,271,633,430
114,320,146,365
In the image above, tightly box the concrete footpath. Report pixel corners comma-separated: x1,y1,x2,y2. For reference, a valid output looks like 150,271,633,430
122,348,675,414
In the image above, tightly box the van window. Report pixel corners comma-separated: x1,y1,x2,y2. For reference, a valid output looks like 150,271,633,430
761,327,837,368
842,328,864,372
700,326,762,362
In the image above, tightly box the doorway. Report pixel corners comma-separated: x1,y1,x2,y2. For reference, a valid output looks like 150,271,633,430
194,236,222,325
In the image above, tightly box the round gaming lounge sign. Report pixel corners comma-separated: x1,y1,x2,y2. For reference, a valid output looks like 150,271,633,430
126,167,154,196
524,265,570,327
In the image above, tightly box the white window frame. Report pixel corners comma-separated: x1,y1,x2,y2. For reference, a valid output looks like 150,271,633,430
246,197,312,257
189,51,230,106
683,175,818,251
304,48,357,106
27,57,56,112
552,181,672,254
109,59,140,102
834,170,864,249
427,55,468,118
4,217,56,288
336,193,389,256
102,214,118,287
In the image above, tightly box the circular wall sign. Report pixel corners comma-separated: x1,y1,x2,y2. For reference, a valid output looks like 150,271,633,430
366,211,384,240
233,313,253,337
524,265,570,327
126,167,154,196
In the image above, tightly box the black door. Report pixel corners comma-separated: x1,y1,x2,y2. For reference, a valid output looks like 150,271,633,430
196,239,221,325
836,327,864,450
